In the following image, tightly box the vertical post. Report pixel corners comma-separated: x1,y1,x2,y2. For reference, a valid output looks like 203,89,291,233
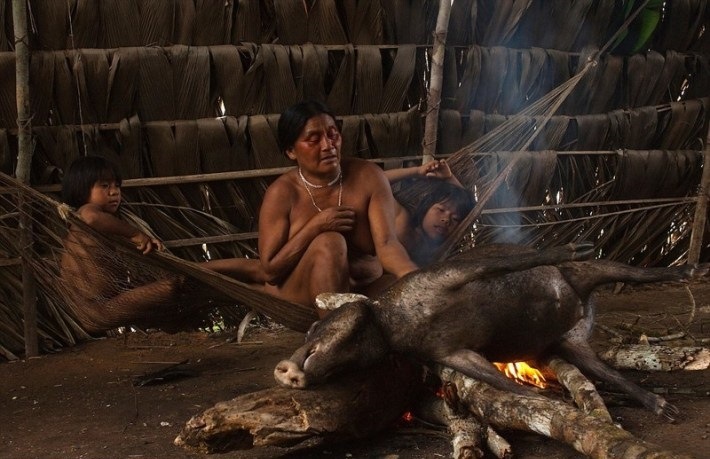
13,0,38,356
688,126,710,264
422,0,452,165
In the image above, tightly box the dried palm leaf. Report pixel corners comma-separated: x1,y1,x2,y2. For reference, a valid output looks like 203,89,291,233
262,45,299,113
98,0,140,48
380,45,415,113
138,48,174,121
326,45,356,115
341,0,385,45
272,0,308,45
300,44,329,102
308,0,347,44
0,52,16,127
172,46,211,119
355,46,383,113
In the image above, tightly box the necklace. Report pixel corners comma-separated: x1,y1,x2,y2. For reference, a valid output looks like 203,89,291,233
298,167,341,188
298,170,343,212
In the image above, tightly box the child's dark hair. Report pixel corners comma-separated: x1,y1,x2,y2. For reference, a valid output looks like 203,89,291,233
62,156,122,208
277,100,338,154
410,178,475,229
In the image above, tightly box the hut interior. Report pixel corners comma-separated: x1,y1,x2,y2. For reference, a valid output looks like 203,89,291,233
0,0,708,363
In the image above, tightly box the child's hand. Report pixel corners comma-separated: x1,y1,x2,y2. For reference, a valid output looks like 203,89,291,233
421,159,453,180
131,232,164,254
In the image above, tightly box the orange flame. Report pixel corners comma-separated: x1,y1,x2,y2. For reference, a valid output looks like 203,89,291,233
493,361,547,389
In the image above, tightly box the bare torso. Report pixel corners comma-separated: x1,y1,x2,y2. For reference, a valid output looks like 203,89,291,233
60,226,123,304
259,157,415,306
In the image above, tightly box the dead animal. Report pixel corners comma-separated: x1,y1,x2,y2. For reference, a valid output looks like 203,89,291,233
275,243,708,421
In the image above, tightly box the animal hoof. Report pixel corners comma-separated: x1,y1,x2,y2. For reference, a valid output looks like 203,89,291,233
659,401,679,423
569,241,595,261
690,263,709,279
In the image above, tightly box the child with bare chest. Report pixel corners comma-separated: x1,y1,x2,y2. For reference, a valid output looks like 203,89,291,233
59,156,186,333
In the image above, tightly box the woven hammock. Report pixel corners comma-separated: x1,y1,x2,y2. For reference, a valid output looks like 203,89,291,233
0,172,317,334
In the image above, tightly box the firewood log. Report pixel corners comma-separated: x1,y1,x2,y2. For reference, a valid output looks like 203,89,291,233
544,357,612,422
437,366,693,459
174,357,422,454
599,345,710,371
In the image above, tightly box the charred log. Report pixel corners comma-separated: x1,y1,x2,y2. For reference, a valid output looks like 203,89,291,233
174,357,422,454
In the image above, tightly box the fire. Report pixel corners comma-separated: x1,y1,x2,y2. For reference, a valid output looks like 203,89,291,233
493,361,547,389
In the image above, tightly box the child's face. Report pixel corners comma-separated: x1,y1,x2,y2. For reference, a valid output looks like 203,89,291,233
87,179,121,213
420,199,461,243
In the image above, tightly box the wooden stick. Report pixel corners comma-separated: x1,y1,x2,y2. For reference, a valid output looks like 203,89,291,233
414,393,487,459
12,0,38,358
544,357,613,422
687,126,710,264
599,345,710,371
422,0,451,163
437,366,692,459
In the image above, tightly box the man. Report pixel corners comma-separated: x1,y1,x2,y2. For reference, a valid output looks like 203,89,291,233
259,100,418,316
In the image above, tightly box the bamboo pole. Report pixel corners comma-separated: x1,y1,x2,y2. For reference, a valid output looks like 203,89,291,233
687,125,710,264
421,0,451,164
12,0,38,357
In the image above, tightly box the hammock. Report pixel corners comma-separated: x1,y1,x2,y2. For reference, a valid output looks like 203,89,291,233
0,172,317,334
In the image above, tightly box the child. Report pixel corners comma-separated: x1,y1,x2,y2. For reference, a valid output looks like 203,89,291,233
59,156,190,333
386,159,475,266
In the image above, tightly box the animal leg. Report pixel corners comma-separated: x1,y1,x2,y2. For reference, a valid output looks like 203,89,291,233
558,261,709,298
553,338,678,421
432,242,595,291
437,349,534,396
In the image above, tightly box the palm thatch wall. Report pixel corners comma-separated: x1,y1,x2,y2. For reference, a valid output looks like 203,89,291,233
0,0,709,358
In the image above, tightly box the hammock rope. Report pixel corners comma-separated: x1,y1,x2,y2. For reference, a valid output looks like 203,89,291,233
0,171,317,334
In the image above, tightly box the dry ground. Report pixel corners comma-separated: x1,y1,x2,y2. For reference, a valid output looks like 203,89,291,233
1,282,709,459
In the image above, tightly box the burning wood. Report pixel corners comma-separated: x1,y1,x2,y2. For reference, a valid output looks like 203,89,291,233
437,366,693,459
493,361,547,389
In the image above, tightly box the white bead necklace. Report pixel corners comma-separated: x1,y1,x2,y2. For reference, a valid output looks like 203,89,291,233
298,167,341,188
298,168,343,212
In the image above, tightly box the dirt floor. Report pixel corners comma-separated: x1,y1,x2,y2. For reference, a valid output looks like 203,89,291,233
1,281,709,459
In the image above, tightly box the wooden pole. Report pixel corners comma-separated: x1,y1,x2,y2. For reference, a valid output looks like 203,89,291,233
12,0,38,357
421,0,452,164
687,125,710,264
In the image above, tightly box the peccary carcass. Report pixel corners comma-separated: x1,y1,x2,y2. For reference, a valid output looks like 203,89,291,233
274,243,708,420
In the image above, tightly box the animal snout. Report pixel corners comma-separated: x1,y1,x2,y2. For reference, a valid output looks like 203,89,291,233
274,360,308,389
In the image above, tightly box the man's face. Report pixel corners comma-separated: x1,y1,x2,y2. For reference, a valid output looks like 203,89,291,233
286,114,342,178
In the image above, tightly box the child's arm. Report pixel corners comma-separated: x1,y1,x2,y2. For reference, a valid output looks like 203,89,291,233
384,159,463,187
77,204,163,254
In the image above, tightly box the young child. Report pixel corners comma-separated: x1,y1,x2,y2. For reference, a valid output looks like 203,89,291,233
59,156,187,333
386,159,475,267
